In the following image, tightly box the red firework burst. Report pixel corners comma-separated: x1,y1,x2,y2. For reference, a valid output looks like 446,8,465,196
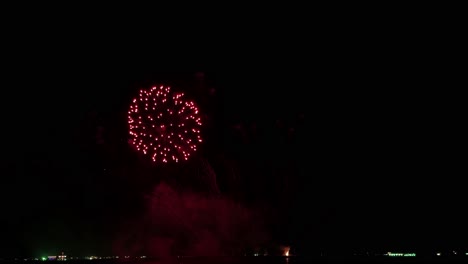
128,85,202,163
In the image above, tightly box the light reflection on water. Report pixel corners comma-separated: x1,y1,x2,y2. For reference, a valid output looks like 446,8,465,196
142,256,450,264
174,256,310,264
129,256,302,264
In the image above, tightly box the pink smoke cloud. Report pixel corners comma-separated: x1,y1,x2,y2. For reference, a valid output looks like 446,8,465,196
113,182,268,258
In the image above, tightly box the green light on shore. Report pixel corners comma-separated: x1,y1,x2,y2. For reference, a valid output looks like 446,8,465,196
387,252,416,257
41,257,47,261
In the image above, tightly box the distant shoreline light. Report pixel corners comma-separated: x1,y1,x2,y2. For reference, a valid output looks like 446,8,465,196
386,252,416,257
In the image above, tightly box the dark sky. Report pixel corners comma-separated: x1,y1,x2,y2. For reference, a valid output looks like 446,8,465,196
0,25,465,257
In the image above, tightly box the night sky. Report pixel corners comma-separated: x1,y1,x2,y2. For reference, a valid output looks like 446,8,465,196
0,26,465,257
